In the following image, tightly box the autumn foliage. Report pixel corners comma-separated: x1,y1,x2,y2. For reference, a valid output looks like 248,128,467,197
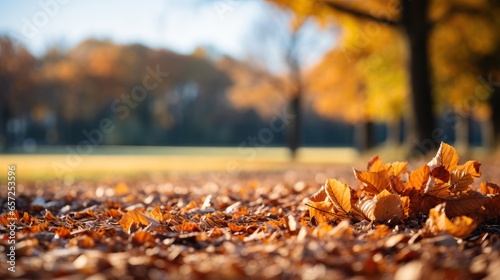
1,142,499,278
307,142,499,239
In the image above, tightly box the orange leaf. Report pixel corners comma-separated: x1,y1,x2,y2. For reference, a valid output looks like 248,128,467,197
324,178,351,215
408,164,430,191
424,203,477,238
373,190,404,223
307,200,334,224
427,142,459,171
479,181,500,195
228,223,246,233
456,160,481,178
131,231,156,246
55,227,72,239
353,168,388,195
367,155,384,171
145,206,164,223
119,209,149,232
114,182,129,195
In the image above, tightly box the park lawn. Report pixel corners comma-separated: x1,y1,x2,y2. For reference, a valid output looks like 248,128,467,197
0,147,359,181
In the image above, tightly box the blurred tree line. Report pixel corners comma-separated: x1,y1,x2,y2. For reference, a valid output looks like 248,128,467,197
1,0,500,154
0,37,354,151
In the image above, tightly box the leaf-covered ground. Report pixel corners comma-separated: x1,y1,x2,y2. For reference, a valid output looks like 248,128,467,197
1,160,499,279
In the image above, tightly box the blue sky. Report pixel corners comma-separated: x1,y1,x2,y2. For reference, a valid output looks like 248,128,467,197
0,0,264,57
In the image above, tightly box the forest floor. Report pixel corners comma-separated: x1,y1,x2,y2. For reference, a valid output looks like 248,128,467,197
1,149,499,279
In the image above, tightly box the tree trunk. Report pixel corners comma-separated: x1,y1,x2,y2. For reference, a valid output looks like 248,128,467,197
386,120,401,146
355,121,374,152
402,0,438,154
454,114,469,155
288,94,301,159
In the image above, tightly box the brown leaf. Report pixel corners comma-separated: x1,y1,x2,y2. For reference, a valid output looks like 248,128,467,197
427,142,459,171
444,190,487,217
482,194,500,220
324,178,351,215
449,170,474,193
400,196,410,219
430,165,450,183
408,164,430,191
456,160,482,178
424,203,477,238
423,178,450,199
353,168,389,195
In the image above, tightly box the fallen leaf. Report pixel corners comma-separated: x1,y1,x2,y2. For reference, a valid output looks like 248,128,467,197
424,203,477,238
373,190,404,223
324,178,351,216
456,160,482,178
479,181,500,195
306,200,334,224
449,170,474,193
444,190,487,217
408,164,430,191
353,168,389,195
427,142,459,171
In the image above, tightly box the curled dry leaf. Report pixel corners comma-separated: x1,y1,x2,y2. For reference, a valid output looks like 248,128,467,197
480,181,500,195
427,142,459,171
457,160,482,178
424,203,477,238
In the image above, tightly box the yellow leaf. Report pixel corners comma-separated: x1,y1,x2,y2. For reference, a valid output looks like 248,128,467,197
353,168,389,195
387,161,407,177
324,178,351,215
424,203,477,238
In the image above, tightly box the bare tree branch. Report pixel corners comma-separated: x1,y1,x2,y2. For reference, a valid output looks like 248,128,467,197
318,0,400,26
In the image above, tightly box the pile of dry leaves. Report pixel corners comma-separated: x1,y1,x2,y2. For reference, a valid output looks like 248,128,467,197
0,142,499,279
